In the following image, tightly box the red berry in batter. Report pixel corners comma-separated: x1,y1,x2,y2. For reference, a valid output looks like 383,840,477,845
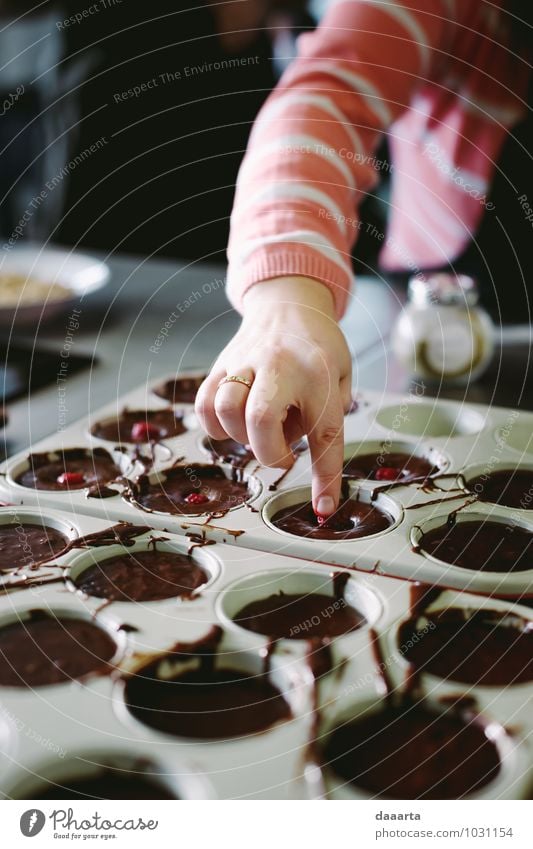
374,466,400,481
130,421,161,442
185,492,209,505
57,471,85,486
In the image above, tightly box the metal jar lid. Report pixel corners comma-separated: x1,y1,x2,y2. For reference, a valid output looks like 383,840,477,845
407,273,480,307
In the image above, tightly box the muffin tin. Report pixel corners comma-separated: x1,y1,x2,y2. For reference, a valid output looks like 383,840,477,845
0,373,531,799
1,374,532,598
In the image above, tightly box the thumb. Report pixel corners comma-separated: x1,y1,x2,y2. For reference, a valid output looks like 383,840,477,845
305,397,345,518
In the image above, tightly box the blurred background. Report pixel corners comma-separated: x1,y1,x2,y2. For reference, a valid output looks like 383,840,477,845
0,1,394,268
0,0,530,451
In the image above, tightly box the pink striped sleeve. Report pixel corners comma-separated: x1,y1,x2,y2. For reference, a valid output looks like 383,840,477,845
226,0,456,318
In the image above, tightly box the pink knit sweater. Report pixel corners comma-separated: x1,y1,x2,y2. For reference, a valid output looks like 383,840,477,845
226,0,529,318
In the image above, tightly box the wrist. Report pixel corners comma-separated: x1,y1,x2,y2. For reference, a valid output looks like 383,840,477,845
242,276,336,319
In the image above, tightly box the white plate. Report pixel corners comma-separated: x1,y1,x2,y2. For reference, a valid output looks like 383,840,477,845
0,244,110,327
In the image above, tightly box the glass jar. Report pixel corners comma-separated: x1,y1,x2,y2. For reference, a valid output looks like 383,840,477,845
391,274,495,385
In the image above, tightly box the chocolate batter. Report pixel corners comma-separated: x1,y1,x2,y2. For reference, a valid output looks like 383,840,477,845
15,448,122,491
125,630,291,739
271,498,394,540
0,610,117,687
0,523,69,571
153,374,206,404
399,608,533,685
465,468,533,510
74,549,209,601
233,572,366,639
323,703,501,798
419,519,533,572
343,451,438,482
91,408,187,443
25,769,176,800
128,464,252,515
203,437,255,467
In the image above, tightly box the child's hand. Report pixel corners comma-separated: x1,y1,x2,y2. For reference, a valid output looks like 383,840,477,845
195,276,352,517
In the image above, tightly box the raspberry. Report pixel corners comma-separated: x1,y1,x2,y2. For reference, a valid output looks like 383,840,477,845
57,472,85,486
130,421,161,442
185,492,209,505
374,466,401,481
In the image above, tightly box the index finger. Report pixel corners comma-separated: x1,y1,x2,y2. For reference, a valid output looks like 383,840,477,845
304,394,345,517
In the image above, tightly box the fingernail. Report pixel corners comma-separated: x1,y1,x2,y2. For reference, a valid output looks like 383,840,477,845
316,496,335,517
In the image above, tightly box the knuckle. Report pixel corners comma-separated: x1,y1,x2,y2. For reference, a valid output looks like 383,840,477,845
316,423,343,445
247,404,276,430
214,397,239,419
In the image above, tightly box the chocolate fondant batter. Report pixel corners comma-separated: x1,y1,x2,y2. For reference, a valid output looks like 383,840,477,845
0,523,69,571
125,630,291,739
153,375,206,404
466,468,533,510
399,608,533,685
272,498,394,540
129,464,252,515
15,448,122,491
0,610,117,687
324,703,501,798
74,549,209,601
235,592,366,639
234,572,366,639
419,519,533,572
398,608,533,686
91,408,187,443
26,771,177,800
343,451,438,482
203,437,255,467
